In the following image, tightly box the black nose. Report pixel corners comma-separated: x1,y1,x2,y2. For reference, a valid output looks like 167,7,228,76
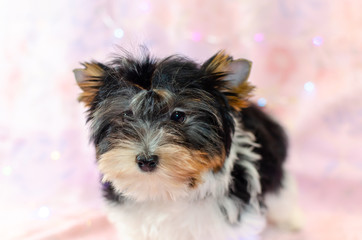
136,154,159,172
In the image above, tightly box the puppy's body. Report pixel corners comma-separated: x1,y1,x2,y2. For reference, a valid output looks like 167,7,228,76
74,50,300,240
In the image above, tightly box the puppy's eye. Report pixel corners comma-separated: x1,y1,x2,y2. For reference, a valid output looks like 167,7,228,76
170,111,186,123
122,110,133,120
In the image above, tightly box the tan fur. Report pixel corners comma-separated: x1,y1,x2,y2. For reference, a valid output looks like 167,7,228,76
205,51,254,111
157,145,225,188
74,63,104,107
153,89,173,102
204,50,232,74
227,82,255,111
98,146,136,180
98,145,192,201
97,142,225,201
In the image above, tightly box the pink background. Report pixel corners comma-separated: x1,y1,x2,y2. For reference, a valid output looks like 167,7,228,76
1,0,361,239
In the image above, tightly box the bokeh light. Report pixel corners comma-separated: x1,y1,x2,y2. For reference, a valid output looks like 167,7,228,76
304,81,315,92
254,33,264,42
114,28,124,39
257,98,267,107
312,36,323,46
2,166,12,176
191,31,202,42
51,151,61,160
38,207,50,219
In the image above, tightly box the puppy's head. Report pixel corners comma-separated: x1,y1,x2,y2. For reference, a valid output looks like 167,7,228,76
74,50,253,201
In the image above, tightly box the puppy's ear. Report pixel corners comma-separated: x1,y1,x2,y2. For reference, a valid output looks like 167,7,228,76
73,62,105,107
202,51,254,111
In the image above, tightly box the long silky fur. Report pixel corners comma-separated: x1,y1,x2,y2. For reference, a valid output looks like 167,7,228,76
74,49,288,240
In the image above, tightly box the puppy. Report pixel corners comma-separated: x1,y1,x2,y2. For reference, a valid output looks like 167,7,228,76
74,50,302,240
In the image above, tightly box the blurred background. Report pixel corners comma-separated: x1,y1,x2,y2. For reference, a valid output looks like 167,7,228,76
1,0,361,239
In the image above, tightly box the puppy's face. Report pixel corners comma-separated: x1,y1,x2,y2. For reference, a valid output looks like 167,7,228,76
74,51,253,201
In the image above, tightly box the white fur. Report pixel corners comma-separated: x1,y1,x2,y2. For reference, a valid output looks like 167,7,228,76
99,146,192,201
106,198,265,240
265,172,304,231
104,118,268,240
189,119,261,201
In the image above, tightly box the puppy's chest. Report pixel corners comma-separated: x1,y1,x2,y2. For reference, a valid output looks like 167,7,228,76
106,199,237,240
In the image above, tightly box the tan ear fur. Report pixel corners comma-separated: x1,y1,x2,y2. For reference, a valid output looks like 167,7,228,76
205,51,254,111
73,63,104,107
204,50,233,74
226,80,255,111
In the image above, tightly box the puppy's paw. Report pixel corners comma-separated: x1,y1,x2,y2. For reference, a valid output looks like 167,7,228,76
269,204,304,231
265,172,304,231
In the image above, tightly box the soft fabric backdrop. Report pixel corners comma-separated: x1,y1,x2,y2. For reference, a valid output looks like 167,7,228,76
1,0,361,239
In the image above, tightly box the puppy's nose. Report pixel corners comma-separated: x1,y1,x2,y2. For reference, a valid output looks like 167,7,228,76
136,154,159,172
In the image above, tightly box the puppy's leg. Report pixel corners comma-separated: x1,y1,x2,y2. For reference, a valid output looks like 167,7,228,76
265,172,304,231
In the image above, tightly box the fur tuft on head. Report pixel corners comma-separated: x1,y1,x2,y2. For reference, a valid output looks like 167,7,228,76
74,48,290,240
73,49,255,201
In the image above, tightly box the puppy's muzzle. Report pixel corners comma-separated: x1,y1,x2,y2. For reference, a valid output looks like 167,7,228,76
136,154,159,172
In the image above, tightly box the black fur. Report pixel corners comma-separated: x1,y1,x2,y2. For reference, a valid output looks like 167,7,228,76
229,163,252,203
239,104,287,194
102,181,126,203
76,51,286,214
86,55,234,161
